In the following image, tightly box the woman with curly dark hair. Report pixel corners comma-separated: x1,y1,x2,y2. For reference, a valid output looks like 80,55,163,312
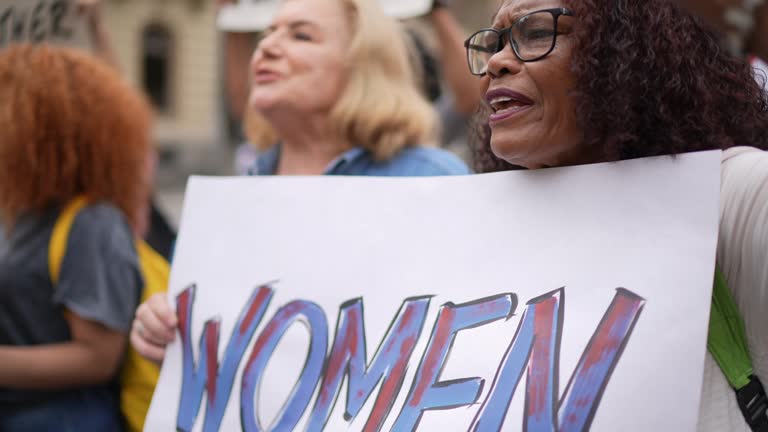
466,0,768,430
0,44,156,430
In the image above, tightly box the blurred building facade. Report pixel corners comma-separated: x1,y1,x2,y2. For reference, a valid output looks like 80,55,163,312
102,0,221,166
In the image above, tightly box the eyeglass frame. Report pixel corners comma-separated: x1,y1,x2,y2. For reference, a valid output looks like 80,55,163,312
464,7,574,76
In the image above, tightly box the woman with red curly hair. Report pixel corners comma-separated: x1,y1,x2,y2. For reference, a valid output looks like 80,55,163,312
466,0,768,430
0,44,154,430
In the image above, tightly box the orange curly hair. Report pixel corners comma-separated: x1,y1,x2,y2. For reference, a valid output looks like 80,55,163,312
0,44,153,232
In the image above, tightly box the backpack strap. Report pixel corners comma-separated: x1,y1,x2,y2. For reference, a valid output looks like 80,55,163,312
708,267,768,431
48,196,90,284
47,197,167,432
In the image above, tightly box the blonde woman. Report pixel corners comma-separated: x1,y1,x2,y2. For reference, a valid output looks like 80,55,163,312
243,0,469,176
131,0,468,363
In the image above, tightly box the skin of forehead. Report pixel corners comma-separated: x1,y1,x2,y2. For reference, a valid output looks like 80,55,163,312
493,0,564,26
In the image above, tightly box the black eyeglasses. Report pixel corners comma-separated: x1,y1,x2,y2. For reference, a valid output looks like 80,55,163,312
464,8,574,76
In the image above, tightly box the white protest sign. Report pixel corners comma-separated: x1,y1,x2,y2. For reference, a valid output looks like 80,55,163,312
145,151,722,431
217,0,433,31
0,0,88,51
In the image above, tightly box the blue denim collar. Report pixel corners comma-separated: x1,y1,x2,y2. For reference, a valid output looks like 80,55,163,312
252,144,369,175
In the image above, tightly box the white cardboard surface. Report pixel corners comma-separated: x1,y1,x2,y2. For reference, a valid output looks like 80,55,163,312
145,151,722,431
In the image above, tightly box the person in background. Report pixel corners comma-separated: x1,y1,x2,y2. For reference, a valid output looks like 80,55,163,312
223,0,482,173
80,0,178,260
0,44,154,431
428,1,484,116
673,0,768,92
131,0,469,362
77,0,120,69
216,0,276,174
467,0,768,430
406,0,484,153
673,0,768,58
243,0,469,176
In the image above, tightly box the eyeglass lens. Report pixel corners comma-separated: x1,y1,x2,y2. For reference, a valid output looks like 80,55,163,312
466,10,559,75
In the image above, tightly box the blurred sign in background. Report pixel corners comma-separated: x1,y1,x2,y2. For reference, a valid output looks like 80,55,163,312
0,0,88,50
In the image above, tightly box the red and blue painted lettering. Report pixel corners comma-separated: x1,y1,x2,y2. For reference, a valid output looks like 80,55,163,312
240,300,328,432
307,297,431,432
176,284,274,432
173,285,645,431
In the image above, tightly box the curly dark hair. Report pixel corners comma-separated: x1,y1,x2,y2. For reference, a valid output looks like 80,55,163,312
0,44,153,231
473,0,768,172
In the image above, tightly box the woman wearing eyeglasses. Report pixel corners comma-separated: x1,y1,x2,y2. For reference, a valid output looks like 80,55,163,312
466,0,768,431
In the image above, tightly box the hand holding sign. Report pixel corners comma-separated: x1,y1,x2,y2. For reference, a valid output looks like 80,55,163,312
131,293,179,365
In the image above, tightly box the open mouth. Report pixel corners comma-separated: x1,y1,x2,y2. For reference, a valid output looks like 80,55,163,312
489,96,532,115
254,69,283,84
486,89,534,122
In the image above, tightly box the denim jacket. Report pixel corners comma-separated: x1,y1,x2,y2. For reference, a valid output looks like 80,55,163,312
251,145,471,176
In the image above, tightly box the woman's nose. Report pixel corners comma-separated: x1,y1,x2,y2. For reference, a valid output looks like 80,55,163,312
486,43,523,78
256,32,282,58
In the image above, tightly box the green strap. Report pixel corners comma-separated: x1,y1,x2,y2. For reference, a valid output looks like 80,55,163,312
708,267,753,390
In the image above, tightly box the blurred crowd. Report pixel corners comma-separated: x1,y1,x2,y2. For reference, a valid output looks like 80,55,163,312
1,0,768,431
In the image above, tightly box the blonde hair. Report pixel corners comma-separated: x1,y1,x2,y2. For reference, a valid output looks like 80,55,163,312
247,0,438,160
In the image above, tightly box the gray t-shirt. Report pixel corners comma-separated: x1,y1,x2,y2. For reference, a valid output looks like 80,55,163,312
0,202,143,404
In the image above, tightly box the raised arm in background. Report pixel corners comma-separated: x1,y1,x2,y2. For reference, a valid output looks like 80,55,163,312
427,2,482,115
217,0,256,124
77,0,120,70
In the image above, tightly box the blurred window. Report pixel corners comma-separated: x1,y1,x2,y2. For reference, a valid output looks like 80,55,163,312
142,23,173,112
